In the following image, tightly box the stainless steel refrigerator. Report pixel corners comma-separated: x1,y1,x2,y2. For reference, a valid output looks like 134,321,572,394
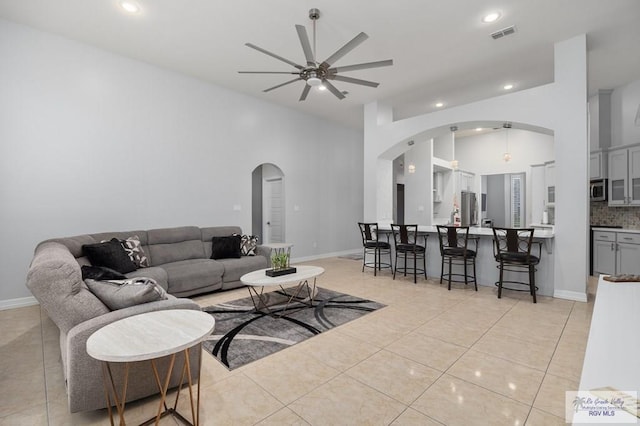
460,191,478,226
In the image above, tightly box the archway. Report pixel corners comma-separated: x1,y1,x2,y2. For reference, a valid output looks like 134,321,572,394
381,121,554,227
251,163,285,244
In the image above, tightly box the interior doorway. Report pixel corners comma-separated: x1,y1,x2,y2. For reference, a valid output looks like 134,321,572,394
396,184,405,224
251,163,285,244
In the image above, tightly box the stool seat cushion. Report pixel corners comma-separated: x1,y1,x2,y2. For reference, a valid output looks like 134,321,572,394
365,241,391,249
397,244,425,253
443,248,476,258
498,252,539,264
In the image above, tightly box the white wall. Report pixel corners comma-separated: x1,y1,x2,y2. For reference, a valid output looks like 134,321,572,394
0,19,363,303
364,35,589,302
455,129,554,225
403,139,432,224
611,79,640,147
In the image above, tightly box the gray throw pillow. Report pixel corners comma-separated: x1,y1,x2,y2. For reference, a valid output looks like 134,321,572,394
84,277,167,310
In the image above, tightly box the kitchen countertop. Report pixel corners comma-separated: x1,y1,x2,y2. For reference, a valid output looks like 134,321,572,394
592,227,640,233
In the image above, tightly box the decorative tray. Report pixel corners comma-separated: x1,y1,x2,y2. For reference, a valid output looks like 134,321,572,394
265,267,297,277
603,274,640,282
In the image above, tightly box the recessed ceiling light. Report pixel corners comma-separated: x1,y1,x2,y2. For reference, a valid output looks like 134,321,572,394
482,12,501,23
435,102,444,108
120,1,140,14
503,83,514,90
476,127,483,131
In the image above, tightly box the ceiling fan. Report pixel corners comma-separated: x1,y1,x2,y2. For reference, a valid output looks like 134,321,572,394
238,8,393,101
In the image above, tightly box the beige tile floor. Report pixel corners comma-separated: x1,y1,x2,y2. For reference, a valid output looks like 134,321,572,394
0,257,597,425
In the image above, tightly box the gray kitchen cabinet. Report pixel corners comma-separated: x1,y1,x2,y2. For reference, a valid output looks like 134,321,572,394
589,151,607,180
593,231,616,275
608,145,640,206
593,230,640,276
616,233,640,275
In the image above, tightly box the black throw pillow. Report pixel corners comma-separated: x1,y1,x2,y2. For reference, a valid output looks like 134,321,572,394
81,265,128,281
211,235,242,260
82,239,137,274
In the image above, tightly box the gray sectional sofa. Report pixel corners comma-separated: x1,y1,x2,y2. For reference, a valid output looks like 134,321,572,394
26,225,269,412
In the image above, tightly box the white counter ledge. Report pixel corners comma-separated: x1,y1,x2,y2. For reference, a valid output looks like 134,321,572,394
577,275,640,423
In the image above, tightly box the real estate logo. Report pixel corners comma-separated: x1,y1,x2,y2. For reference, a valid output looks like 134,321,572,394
566,390,638,424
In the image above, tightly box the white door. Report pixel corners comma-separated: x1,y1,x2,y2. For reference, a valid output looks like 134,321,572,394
263,178,284,243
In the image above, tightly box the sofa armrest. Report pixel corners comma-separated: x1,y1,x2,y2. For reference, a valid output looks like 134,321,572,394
255,245,271,267
64,296,201,412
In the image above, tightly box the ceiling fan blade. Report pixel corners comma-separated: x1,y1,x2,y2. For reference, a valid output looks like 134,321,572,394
245,43,304,70
322,80,346,100
320,32,368,68
295,25,315,66
329,59,393,73
331,75,379,88
238,71,299,74
263,78,302,93
299,84,311,101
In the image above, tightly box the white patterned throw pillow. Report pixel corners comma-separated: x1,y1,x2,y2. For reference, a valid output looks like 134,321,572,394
121,235,150,268
235,234,258,256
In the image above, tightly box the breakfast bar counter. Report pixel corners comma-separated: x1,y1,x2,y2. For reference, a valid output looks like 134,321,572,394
379,225,556,296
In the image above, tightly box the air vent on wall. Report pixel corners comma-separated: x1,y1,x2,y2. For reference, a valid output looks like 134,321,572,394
491,25,516,40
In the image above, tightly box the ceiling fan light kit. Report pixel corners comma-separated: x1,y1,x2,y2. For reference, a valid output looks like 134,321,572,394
239,8,393,101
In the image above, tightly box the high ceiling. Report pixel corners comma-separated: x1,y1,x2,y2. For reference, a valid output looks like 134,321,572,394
1,0,639,129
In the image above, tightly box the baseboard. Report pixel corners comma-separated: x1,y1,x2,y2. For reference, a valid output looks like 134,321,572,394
0,296,39,311
292,248,361,263
553,289,588,302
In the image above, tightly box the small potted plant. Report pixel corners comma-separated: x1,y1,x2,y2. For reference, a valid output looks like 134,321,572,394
266,252,296,276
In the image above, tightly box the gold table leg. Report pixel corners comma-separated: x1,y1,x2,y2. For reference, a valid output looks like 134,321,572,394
101,345,203,426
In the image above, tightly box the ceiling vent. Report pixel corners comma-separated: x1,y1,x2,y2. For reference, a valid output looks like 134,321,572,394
491,25,516,40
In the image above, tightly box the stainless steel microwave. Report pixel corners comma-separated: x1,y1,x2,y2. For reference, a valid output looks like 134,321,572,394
590,179,607,202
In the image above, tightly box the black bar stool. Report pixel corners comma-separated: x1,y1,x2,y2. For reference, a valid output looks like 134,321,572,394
436,225,478,291
357,222,392,276
390,224,427,284
492,227,542,303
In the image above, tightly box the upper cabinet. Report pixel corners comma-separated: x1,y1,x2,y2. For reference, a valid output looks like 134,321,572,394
456,170,475,193
545,161,555,205
589,151,608,180
608,145,640,206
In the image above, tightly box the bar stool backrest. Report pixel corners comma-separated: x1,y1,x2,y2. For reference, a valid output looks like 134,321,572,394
391,223,418,248
436,226,470,255
492,227,535,258
358,222,380,245
391,224,419,247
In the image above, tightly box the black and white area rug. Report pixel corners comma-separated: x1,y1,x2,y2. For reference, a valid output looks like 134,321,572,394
202,288,385,370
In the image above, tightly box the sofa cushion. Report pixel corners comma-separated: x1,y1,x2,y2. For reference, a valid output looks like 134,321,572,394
84,278,167,310
147,226,205,265
211,235,242,259
217,255,268,283
126,267,169,291
82,239,137,274
161,259,224,295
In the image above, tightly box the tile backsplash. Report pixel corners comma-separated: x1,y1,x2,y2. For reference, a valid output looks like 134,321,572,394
590,203,640,229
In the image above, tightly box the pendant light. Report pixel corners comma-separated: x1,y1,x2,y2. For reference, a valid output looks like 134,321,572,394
450,125,459,170
503,122,512,162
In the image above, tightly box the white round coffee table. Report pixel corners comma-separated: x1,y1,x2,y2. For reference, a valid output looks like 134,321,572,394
87,309,215,426
240,265,324,316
